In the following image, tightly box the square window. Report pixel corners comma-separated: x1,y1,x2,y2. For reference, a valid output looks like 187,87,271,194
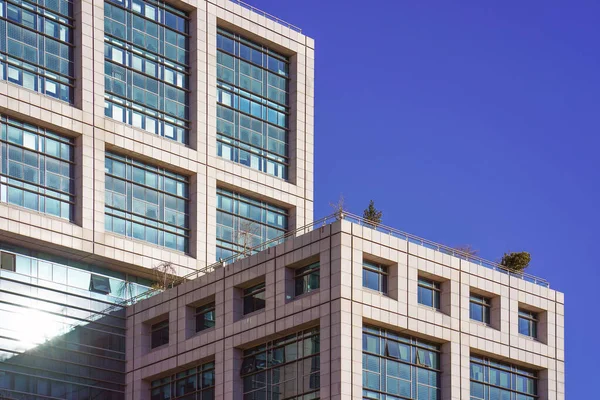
363,261,388,293
0,252,16,272
89,274,111,294
417,278,440,309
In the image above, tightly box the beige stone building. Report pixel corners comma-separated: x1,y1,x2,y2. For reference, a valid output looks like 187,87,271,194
0,0,563,399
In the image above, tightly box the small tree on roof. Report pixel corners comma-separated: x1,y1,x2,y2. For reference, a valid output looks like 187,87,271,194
329,194,346,220
500,251,531,272
363,200,383,228
455,245,479,257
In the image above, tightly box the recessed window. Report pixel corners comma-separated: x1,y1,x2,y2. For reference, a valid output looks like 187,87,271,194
518,309,538,338
195,302,216,333
151,320,169,349
363,261,388,293
417,278,440,309
151,361,215,400
243,282,266,315
295,262,320,297
0,252,16,272
470,294,491,324
89,274,111,294
470,355,537,400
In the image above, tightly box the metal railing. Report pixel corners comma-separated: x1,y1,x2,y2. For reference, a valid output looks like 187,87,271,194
108,210,549,312
230,0,303,33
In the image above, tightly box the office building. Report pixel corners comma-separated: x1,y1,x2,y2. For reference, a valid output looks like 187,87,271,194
0,1,564,399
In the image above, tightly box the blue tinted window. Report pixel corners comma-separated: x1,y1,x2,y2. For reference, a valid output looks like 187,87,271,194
0,0,74,102
518,309,538,338
104,0,190,144
216,28,290,180
105,152,190,253
418,278,440,309
0,115,74,220
470,294,491,324
363,261,388,293
470,356,537,400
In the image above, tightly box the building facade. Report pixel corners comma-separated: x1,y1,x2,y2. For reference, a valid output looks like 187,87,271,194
0,0,313,398
126,218,565,400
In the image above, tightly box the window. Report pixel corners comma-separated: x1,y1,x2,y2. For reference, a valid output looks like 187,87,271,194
0,252,15,271
295,262,320,296
518,309,538,338
243,282,266,315
104,0,190,143
363,325,440,399
89,274,111,294
216,28,290,180
470,355,537,400
0,0,74,102
151,320,169,349
470,294,491,324
105,152,190,253
417,278,440,309
216,188,288,260
241,328,319,399
363,261,388,293
0,115,75,220
195,303,215,333
151,361,215,400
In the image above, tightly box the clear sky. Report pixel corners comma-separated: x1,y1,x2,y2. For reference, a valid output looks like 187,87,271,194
249,0,599,395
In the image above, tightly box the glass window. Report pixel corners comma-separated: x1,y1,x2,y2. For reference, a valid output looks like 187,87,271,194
0,115,75,220
105,152,190,252
216,188,288,260
216,28,290,180
151,361,215,400
470,356,537,400
470,294,491,324
363,261,388,293
241,328,319,399
295,262,320,296
0,0,74,102
89,274,111,294
243,282,266,315
0,251,16,271
195,302,215,333
363,325,440,399
151,320,169,349
418,278,440,309
518,309,538,338
105,0,190,144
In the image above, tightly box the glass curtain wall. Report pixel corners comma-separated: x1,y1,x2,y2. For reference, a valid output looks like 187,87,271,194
105,151,190,253
0,115,74,220
0,0,74,102
216,187,287,260
151,361,215,400
104,0,190,144
470,355,537,400
216,28,290,180
0,243,153,399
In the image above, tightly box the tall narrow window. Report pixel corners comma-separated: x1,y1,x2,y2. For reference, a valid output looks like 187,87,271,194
518,309,538,338
195,302,216,333
470,355,537,400
104,0,190,144
105,152,190,252
216,28,290,180
243,282,266,315
0,0,74,102
295,262,320,296
241,328,319,399
417,278,440,309
470,294,491,324
0,116,75,220
216,188,288,260
363,325,441,399
151,361,215,400
151,320,169,349
363,261,388,293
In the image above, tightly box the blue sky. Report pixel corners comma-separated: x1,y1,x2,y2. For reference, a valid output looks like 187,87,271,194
249,0,599,395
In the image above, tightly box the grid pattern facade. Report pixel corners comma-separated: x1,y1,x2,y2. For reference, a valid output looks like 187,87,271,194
0,0,74,102
150,362,215,400
0,114,74,220
104,0,190,144
470,356,537,400
216,28,289,180
216,187,288,260
105,151,189,252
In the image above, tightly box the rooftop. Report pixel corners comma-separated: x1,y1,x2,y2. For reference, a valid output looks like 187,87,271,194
230,0,303,33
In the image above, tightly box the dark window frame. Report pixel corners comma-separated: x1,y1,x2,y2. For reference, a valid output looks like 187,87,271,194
89,274,111,294
469,294,491,325
195,302,216,333
362,261,388,294
150,361,215,400
243,282,266,315
151,319,169,349
294,261,320,297
0,252,16,272
418,277,441,309
518,309,538,339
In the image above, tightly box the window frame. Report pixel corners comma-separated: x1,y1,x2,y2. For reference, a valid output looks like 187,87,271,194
294,261,320,297
362,261,388,294
0,252,16,272
417,277,441,310
195,302,216,333
469,294,491,325
243,282,266,315
151,361,215,400
470,355,538,400
150,319,169,349
518,309,538,339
